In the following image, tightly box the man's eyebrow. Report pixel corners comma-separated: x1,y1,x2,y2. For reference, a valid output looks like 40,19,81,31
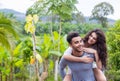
81,38,83,40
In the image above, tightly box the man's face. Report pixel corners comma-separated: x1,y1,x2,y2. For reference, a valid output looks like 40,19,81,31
70,36,84,52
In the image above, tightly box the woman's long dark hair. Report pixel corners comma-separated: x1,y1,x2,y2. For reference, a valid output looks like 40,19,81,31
83,29,107,68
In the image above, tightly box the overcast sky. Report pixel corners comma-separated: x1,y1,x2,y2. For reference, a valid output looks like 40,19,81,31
0,0,120,20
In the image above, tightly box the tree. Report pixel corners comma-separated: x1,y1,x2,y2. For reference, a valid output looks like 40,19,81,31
0,12,18,81
24,14,42,81
26,1,78,81
26,0,78,34
106,20,120,81
0,13,18,49
90,2,114,28
72,12,85,24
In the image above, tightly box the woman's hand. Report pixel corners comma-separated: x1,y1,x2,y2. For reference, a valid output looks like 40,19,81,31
83,47,102,69
83,47,96,54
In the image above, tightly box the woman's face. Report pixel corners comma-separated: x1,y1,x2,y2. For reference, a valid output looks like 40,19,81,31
88,32,97,45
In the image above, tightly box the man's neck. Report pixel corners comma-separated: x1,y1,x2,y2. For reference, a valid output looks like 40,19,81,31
72,50,83,57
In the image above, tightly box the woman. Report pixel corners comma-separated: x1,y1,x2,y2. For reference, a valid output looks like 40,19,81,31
63,29,107,81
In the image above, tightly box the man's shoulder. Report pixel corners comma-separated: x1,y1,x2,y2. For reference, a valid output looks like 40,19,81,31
83,52,94,57
60,56,67,62
83,51,93,54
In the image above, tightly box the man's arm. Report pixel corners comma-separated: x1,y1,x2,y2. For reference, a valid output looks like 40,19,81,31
59,57,67,80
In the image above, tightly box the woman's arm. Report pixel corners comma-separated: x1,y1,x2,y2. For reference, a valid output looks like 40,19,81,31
63,47,93,63
63,54,93,63
83,48,102,69
90,49,103,69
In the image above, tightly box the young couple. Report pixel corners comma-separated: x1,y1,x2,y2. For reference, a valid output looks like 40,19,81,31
59,29,107,81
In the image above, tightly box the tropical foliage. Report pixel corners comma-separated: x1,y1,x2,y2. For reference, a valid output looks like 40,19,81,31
0,0,119,81
106,20,120,81
0,13,18,49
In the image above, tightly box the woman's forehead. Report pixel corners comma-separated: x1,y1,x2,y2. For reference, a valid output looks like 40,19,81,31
91,32,97,38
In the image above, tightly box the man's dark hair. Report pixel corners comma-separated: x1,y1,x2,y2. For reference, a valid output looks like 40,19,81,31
67,31,80,44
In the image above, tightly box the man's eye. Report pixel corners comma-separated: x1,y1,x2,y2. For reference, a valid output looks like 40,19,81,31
75,41,78,44
80,40,83,42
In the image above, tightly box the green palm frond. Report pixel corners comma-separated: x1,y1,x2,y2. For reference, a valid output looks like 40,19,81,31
0,13,18,38
0,12,18,49
0,24,18,38
0,29,10,49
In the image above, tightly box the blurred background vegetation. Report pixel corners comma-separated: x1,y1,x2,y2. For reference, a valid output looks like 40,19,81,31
0,0,119,81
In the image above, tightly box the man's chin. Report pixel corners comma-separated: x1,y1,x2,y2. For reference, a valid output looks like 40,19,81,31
77,49,83,52
79,48,84,51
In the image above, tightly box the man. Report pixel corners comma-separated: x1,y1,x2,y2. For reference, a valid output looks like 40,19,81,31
59,32,96,81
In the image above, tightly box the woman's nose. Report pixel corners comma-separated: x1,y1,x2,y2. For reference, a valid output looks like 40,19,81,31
90,37,93,40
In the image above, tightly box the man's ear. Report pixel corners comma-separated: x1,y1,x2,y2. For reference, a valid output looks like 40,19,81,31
69,43,72,47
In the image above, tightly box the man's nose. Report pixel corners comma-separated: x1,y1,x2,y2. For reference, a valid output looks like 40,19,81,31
79,42,84,45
